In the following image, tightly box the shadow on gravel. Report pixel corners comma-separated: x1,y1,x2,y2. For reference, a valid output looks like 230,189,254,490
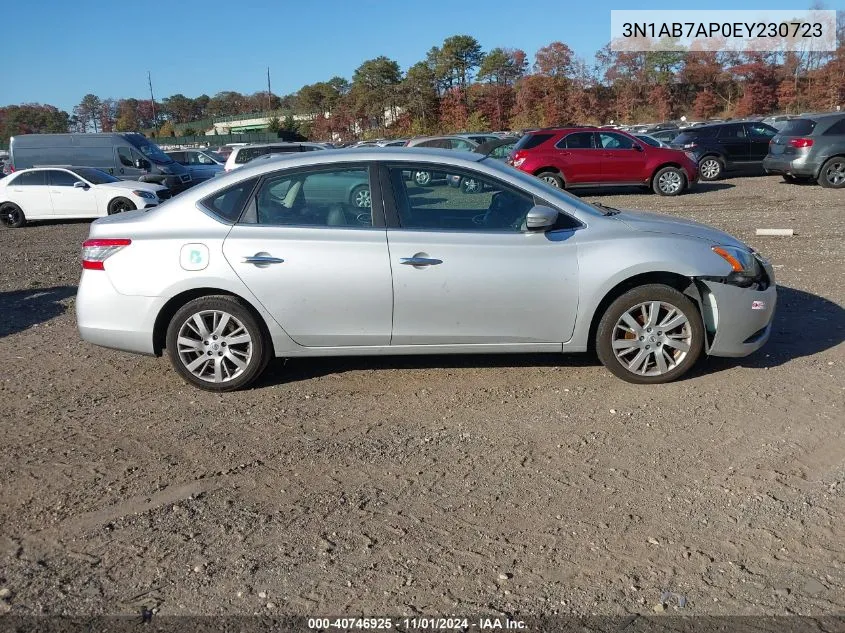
698,285,844,374
577,182,735,197
260,286,841,386
259,353,600,386
0,286,77,338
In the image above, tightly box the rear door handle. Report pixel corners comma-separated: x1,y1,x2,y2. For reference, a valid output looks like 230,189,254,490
243,254,285,266
401,256,442,266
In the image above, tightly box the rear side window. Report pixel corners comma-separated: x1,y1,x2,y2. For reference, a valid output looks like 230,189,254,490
234,147,271,164
780,119,816,136
680,126,718,140
822,118,845,135
559,132,596,149
9,171,46,186
200,178,257,223
718,125,746,139
513,133,554,151
269,146,301,155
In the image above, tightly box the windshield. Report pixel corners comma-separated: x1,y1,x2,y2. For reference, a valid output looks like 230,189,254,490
71,167,120,184
124,133,174,164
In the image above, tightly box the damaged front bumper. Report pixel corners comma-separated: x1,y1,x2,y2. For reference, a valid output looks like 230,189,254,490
691,259,777,358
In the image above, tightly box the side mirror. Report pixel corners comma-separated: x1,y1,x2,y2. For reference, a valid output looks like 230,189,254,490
134,158,150,169
525,204,559,231
633,144,644,152
73,181,89,189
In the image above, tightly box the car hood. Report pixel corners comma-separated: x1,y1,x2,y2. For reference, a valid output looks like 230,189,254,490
615,209,746,248
100,180,167,193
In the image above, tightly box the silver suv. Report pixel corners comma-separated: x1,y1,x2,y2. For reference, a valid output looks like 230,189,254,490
764,113,845,187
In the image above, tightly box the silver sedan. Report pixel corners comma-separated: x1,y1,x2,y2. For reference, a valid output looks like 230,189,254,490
76,148,777,391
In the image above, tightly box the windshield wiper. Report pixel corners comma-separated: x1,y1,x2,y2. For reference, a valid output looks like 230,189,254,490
593,202,621,216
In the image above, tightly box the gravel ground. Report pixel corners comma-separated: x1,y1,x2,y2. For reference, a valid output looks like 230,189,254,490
0,174,843,619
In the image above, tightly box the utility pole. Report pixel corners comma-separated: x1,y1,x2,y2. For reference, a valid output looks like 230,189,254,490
148,71,158,129
267,67,272,110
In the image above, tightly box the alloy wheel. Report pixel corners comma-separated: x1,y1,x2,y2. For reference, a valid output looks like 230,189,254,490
541,175,561,187
176,310,253,384
825,161,845,186
353,187,371,208
611,301,692,377
1,207,22,227
700,159,720,180
657,170,683,194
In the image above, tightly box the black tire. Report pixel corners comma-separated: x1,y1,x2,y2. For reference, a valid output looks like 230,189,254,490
652,166,686,196
698,156,723,181
817,157,845,188
596,284,704,384
782,174,798,184
536,171,564,188
460,176,483,194
0,203,25,228
108,197,137,215
165,295,270,392
349,184,371,208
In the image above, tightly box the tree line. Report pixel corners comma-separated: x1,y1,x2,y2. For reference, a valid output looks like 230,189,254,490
2,31,844,145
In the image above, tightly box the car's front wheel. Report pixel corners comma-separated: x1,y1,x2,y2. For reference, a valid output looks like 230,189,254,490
652,167,686,196
108,197,137,215
596,284,704,384
0,203,25,228
165,295,270,392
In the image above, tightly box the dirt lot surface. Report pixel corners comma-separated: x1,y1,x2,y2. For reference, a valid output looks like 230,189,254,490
0,174,843,620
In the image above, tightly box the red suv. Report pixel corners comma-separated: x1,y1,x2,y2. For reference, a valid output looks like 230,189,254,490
509,127,699,196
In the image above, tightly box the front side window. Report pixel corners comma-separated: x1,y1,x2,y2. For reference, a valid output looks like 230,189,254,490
193,152,216,165
48,170,81,187
117,147,134,167
253,166,372,227
388,165,534,232
451,138,475,151
168,151,187,164
599,132,634,149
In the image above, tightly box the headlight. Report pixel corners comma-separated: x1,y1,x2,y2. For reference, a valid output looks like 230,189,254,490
132,190,157,200
712,245,762,287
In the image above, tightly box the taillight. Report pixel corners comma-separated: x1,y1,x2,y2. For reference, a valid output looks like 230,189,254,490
511,150,527,168
789,138,814,148
683,142,698,149
81,239,131,270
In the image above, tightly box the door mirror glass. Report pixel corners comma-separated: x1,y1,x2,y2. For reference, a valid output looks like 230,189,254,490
525,204,559,231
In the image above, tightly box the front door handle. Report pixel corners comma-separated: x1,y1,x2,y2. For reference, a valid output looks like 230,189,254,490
243,253,285,266
400,256,442,267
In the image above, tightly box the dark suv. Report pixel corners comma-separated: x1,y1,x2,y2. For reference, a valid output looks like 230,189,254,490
670,121,777,180
509,127,698,196
763,113,845,188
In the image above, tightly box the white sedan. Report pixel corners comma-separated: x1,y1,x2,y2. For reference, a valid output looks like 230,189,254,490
0,167,168,228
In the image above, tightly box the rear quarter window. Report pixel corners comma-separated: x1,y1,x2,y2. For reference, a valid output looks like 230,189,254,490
200,178,257,223
780,119,816,136
822,118,845,135
513,133,554,151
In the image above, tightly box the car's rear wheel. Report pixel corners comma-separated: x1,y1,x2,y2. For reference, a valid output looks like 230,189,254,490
699,157,723,181
165,295,269,392
596,284,704,384
350,184,371,208
0,203,25,228
536,171,564,188
818,157,845,188
108,197,137,215
652,167,686,196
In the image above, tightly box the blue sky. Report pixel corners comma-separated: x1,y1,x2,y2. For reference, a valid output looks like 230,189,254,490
0,0,836,113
